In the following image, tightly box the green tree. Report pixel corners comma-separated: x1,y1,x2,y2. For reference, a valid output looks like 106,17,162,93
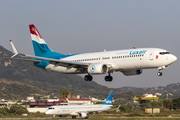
60,89,67,98
0,107,9,115
163,99,171,108
60,90,73,98
172,97,180,108
150,99,163,107
67,90,73,98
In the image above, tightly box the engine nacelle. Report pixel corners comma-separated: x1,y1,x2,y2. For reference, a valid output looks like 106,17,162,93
122,70,143,76
88,64,108,75
79,112,87,118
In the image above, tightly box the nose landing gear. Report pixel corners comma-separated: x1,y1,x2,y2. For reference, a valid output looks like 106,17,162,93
157,66,166,76
157,71,163,76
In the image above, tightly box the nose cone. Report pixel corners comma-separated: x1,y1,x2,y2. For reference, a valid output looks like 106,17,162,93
172,55,177,62
45,110,50,115
170,55,177,64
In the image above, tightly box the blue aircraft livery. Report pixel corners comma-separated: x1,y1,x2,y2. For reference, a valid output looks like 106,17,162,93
129,50,147,55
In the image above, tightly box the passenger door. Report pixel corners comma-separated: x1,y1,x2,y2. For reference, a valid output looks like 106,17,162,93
149,51,154,60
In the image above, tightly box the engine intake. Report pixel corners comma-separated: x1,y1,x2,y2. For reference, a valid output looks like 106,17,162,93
88,64,108,75
79,112,87,118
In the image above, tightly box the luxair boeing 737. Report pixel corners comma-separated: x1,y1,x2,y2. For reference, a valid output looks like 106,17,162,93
9,24,177,82
45,90,113,119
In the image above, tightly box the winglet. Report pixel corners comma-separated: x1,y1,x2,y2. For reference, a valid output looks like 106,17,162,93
9,40,19,58
10,40,18,54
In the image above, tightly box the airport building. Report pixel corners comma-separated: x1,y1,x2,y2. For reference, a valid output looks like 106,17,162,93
59,98,93,105
133,94,159,103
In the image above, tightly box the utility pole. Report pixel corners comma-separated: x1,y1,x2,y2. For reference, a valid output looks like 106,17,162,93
152,93,154,114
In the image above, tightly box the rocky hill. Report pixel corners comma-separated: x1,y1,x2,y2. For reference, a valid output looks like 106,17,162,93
117,83,180,95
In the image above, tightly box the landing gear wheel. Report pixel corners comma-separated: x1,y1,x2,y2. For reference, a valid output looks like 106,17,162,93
88,75,92,81
157,72,162,76
84,75,93,81
105,76,109,82
72,116,76,119
84,75,89,81
85,116,89,119
105,75,113,82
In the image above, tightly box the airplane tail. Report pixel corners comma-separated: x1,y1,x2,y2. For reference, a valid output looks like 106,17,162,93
29,24,64,58
102,90,113,105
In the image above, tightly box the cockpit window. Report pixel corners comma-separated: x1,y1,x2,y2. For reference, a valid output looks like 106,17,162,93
159,52,170,55
48,107,55,109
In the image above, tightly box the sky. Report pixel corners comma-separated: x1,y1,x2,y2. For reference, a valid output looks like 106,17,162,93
0,0,180,88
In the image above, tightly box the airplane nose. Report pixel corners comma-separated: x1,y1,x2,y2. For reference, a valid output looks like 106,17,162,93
170,55,177,63
172,55,177,62
45,110,49,115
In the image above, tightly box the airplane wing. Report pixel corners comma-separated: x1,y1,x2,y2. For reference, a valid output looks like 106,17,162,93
8,40,89,68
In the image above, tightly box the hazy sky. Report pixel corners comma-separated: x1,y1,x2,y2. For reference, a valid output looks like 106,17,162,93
1,0,180,88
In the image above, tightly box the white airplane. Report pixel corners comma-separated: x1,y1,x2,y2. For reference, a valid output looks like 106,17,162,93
45,90,113,119
9,24,177,82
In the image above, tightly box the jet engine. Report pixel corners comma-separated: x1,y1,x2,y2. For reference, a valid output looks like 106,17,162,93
122,70,143,76
79,112,87,118
87,64,108,75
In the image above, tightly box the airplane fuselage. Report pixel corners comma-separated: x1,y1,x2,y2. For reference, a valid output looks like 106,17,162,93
44,48,176,74
45,104,112,116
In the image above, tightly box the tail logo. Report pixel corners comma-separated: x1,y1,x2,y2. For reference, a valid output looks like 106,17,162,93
90,65,95,72
34,28,40,38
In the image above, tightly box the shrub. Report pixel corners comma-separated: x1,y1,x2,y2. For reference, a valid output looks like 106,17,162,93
0,114,3,117
10,104,28,115
0,107,9,115
119,105,126,111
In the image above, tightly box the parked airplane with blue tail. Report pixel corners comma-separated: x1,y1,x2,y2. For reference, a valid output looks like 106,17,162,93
45,90,114,119
9,24,177,82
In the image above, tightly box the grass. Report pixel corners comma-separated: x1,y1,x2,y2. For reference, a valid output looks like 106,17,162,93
0,109,180,120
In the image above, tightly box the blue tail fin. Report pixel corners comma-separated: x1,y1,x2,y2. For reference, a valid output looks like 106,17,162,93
29,24,64,58
102,90,113,105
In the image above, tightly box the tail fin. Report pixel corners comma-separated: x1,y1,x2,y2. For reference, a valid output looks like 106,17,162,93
102,90,113,105
29,24,63,57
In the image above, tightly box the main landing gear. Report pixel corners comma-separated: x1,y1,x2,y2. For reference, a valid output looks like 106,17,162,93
84,73,113,82
84,74,93,81
105,73,113,82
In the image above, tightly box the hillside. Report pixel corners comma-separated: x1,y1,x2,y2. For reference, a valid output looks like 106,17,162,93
116,83,180,100
117,83,180,95
0,45,110,99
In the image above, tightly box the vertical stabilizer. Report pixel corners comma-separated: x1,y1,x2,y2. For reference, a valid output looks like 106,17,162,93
102,90,113,105
29,24,63,58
